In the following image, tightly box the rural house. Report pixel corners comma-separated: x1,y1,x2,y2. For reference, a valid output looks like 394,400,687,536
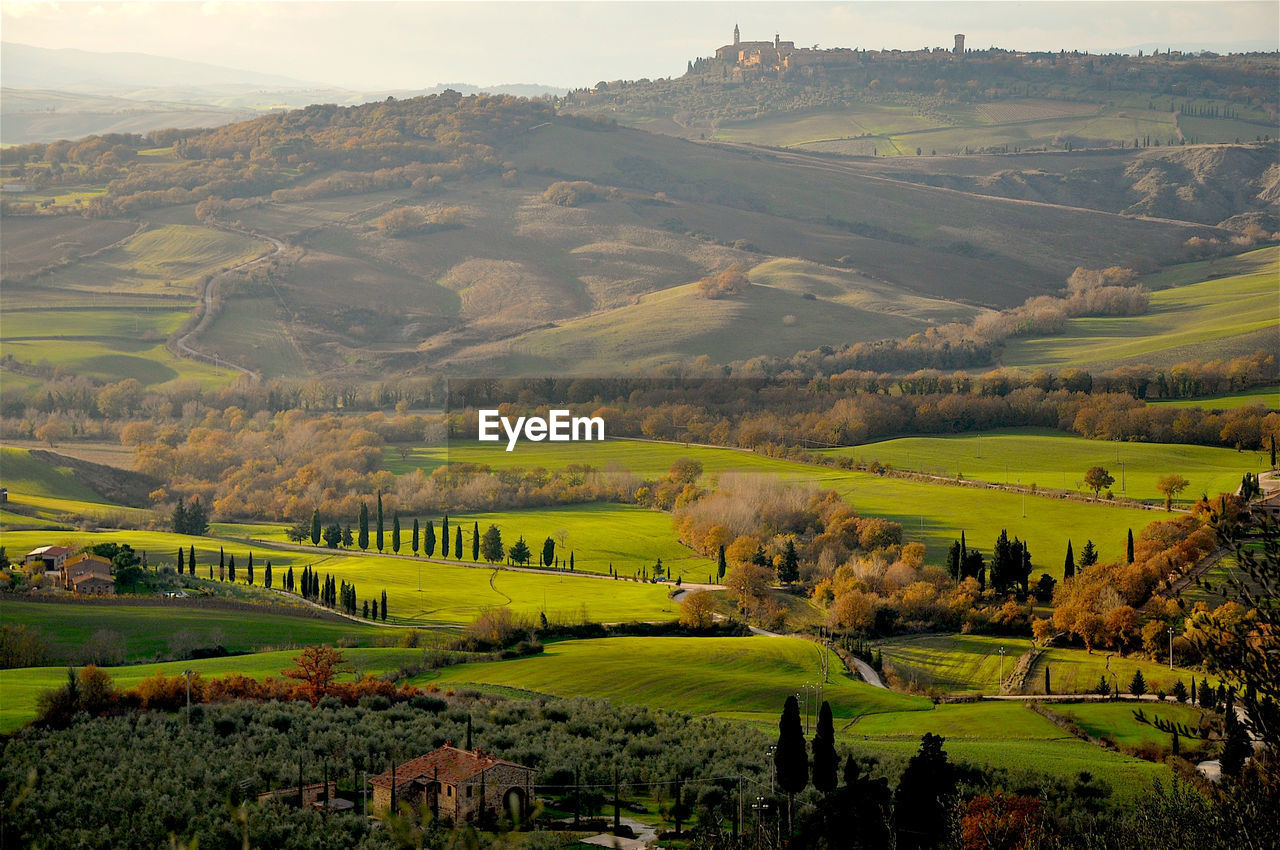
369,746,534,824
61,554,114,591
70,573,115,595
24,545,72,573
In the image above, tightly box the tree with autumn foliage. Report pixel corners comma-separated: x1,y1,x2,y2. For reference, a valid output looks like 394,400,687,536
283,646,349,706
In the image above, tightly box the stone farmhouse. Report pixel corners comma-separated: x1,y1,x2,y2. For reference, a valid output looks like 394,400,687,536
370,746,534,824
24,545,72,573
61,554,115,594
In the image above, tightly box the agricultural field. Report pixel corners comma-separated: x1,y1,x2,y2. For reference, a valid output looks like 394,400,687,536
876,632,1218,698
1002,247,1280,371
425,635,1176,793
0,647,427,733
1149,386,1278,411
425,634,931,723
824,427,1267,506
1049,701,1211,751
708,95,1257,157
0,599,398,665
876,633,1034,695
400,436,1158,573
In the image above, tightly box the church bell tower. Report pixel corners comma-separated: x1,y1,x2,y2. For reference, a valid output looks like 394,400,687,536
733,23,740,46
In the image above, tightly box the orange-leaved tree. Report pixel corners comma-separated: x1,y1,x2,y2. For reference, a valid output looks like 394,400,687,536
284,646,349,706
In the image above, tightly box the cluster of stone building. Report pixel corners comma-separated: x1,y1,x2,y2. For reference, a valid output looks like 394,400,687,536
22,545,115,594
713,25,966,76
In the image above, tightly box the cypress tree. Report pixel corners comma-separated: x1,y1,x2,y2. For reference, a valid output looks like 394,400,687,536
310,509,321,546
372,598,378,621
569,552,575,571
177,548,184,574
227,554,236,582
376,492,384,552
811,701,838,793
285,565,293,593
425,520,436,558
543,537,556,568
358,502,369,551
454,525,463,559
774,695,808,831
1220,712,1250,776
219,547,225,581
172,499,188,534
342,525,353,548
381,590,388,621
473,521,480,561
1126,528,1135,564
441,515,449,557
894,734,955,850
246,552,254,585
411,518,420,555
1064,540,1076,580
363,600,369,619
189,545,196,575
209,564,213,580
392,512,401,554
717,544,727,581
1045,665,1051,695
265,560,273,588
1271,434,1277,469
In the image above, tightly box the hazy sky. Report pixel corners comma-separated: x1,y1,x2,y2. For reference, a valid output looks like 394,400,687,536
3,1,1276,91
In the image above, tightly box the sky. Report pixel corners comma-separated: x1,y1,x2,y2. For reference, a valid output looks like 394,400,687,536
3,1,1277,91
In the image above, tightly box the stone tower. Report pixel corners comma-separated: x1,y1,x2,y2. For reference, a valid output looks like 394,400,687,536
734,23,740,46
954,33,965,56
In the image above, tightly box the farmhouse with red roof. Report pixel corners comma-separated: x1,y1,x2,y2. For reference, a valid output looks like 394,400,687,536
369,745,534,824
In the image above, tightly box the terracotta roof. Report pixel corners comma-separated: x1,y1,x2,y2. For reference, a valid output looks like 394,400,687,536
369,746,530,788
72,574,114,587
27,546,72,558
64,555,112,575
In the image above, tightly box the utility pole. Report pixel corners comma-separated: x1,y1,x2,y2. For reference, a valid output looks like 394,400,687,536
998,646,1007,690
1168,627,1175,670
767,745,777,793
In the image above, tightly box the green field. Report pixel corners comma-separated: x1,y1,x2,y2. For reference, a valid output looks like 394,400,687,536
0,647,426,733
1031,648,1216,697
0,600,397,665
425,634,929,722
1050,701,1209,750
1002,247,1280,371
877,632,1218,699
823,427,1266,506
1150,386,1279,411
0,447,110,503
876,633,1035,694
394,437,1162,573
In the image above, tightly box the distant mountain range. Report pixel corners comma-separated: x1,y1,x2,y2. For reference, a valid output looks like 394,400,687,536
0,42,564,143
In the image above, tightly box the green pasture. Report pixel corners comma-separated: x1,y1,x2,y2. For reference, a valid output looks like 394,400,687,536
1149,386,1278,411
849,699,1059,739
0,600,397,665
0,447,108,503
1031,648,1216,698
424,635,930,723
424,504,716,580
847,736,1172,801
875,633,1035,695
1049,701,1210,750
238,502,715,579
826,427,1266,505
0,337,227,388
0,524,677,627
2,492,156,528
396,437,1162,573
0,647,425,733
1002,249,1280,371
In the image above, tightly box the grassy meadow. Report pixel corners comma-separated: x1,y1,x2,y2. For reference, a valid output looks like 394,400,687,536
425,634,931,722
0,647,427,733
400,437,1160,574
1002,247,1280,371
1149,386,1278,411
823,427,1267,506
0,599,398,665
1050,701,1210,750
